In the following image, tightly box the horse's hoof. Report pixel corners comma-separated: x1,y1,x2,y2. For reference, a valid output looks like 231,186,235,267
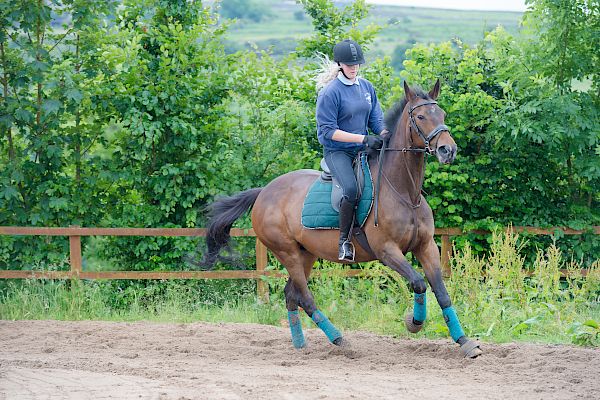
460,340,482,358
332,336,345,346
404,313,423,333
292,340,306,350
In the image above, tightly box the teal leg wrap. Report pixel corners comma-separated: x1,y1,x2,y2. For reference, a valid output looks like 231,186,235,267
288,310,305,349
442,306,465,342
413,292,427,323
311,310,342,344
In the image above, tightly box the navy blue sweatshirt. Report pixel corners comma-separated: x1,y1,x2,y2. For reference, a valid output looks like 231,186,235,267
316,76,385,151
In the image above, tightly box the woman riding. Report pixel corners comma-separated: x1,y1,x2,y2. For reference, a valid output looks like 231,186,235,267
316,39,387,262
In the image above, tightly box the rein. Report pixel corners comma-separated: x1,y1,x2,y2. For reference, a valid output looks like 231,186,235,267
373,141,429,226
373,99,449,251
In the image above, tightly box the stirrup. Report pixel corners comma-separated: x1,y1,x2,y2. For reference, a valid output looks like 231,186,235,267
338,240,355,261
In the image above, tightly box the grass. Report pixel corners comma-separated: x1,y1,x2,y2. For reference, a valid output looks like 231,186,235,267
0,278,281,324
1,231,599,346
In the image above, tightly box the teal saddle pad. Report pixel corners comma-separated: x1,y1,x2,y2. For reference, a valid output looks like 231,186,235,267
301,154,374,229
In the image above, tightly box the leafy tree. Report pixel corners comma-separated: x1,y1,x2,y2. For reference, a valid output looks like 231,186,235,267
219,0,273,23
294,10,306,21
295,0,381,58
486,0,599,221
399,0,598,264
523,0,598,93
390,39,415,71
1,0,597,271
0,0,118,266
217,50,319,188
94,0,239,270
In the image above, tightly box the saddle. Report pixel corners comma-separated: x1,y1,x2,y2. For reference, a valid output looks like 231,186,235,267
319,156,367,212
301,153,373,230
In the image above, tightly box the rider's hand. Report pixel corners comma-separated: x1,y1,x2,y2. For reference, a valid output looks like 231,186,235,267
363,135,384,150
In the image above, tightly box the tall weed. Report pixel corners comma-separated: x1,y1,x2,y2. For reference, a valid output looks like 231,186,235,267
447,232,599,345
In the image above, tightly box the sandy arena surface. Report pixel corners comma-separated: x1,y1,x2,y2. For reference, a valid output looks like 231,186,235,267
0,320,598,400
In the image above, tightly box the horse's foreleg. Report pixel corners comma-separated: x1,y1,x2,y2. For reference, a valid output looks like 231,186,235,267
379,244,428,332
414,239,482,358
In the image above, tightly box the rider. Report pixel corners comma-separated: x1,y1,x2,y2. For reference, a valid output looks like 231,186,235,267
316,39,387,262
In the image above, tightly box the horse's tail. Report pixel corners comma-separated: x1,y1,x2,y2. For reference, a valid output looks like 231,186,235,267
201,188,263,269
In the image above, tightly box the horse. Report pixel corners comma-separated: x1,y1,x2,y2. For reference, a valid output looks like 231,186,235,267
202,80,482,358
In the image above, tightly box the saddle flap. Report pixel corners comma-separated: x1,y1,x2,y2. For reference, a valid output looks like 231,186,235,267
320,155,367,212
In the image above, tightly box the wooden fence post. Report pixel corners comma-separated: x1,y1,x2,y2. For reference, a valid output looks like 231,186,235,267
441,234,452,277
69,225,82,278
255,238,269,303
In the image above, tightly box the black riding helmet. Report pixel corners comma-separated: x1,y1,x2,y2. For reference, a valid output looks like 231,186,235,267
333,39,365,65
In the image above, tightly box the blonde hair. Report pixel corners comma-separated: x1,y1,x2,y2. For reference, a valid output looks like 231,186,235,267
314,53,340,92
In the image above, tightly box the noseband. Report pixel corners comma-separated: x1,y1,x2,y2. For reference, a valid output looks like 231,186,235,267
407,101,449,155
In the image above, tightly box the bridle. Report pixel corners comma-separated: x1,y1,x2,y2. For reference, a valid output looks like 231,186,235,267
405,100,449,155
373,99,451,253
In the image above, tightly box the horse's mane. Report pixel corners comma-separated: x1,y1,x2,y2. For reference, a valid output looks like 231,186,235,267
384,85,431,132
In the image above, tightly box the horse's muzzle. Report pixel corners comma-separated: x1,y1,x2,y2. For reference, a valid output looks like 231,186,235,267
437,144,457,164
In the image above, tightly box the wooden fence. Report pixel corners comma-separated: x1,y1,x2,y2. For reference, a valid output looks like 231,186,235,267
0,226,598,302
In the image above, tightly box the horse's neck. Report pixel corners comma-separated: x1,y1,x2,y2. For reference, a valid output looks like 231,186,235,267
383,122,425,205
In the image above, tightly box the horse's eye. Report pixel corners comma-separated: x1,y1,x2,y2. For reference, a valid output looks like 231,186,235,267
417,115,425,120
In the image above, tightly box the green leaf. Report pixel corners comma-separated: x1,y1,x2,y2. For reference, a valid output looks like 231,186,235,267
31,60,49,72
65,88,83,103
583,320,599,329
512,322,529,334
1,186,19,200
14,109,33,123
42,99,62,116
29,213,42,225
49,197,68,210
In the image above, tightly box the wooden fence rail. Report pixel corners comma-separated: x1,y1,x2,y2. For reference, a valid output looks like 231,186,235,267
1,226,598,302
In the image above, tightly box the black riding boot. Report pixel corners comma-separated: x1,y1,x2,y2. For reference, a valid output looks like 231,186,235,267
338,198,356,261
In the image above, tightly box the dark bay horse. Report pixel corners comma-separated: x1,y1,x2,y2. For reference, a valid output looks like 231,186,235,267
203,80,482,358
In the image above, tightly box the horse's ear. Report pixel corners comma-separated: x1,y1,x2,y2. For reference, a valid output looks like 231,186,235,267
403,80,417,102
428,79,441,100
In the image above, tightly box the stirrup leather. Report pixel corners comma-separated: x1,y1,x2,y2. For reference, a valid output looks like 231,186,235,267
338,239,355,261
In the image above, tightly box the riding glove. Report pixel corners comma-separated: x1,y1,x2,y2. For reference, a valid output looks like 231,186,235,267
363,135,384,150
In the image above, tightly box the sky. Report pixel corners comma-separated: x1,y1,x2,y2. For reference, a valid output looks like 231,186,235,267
366,0,527,12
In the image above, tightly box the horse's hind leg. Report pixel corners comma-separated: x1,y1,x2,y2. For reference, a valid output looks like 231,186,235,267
284,278,306,349
276,247,343,347
414,239,482,358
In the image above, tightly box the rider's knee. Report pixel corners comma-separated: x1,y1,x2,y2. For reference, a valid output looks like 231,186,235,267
343,187,358,203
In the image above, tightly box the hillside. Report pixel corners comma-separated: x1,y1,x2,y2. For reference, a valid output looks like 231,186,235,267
221,0,523,68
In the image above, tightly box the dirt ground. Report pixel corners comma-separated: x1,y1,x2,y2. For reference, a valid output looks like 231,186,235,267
0,320,598,400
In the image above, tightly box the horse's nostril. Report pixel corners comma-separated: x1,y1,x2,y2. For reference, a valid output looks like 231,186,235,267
438,145,450,155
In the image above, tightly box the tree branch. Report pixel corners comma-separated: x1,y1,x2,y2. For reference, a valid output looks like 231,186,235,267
0,41,15,161
48,27,74,53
